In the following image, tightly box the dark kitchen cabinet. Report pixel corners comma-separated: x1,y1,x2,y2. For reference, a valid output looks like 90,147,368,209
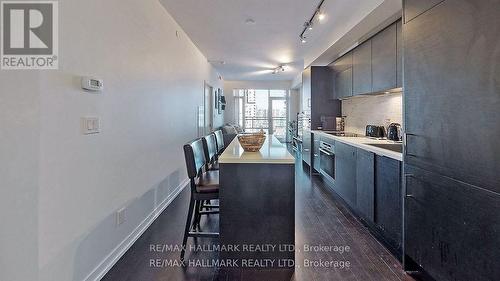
404,0,500,193
405,165,500,281
334,142,357,208
403,0,444,23
302,131,312,167
302,66,341,129
330,52,353,99
312,132,320,172
375,156,402,252
404,1,500,279
356,149,374,222
396,20,403,88
352,40,372,95
372,24,397,92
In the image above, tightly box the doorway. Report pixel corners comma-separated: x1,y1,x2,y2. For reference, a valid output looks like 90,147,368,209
204,82,214,135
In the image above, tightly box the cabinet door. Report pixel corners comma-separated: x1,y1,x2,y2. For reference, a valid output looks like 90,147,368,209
334,142,357,207
352,40,372,95
404,0,500,192
332,52,353,99
375,156,402,251
405,165,500,281
404,0,444,23
302,131,311,166
372,24,397,92
396,20,403,88
312,133,320,172
356,149,374,222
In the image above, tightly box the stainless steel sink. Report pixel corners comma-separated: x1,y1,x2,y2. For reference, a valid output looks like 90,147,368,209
364,143,402,153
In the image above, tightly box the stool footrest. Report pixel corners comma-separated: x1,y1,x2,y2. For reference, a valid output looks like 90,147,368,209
199,210,219,215
188,231,219,238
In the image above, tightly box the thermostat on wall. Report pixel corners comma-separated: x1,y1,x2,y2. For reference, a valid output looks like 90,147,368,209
81,76,104,92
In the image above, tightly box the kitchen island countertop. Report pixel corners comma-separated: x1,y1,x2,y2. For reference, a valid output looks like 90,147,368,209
219,134,295,164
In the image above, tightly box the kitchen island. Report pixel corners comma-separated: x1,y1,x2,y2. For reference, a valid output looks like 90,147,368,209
218,134,295,277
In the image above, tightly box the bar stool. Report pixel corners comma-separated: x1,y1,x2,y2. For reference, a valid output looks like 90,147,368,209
202,133,219,171
201,133,220,211
181,138,219,261
214,130,225,157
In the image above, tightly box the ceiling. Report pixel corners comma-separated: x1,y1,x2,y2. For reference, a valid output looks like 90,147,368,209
159,0,390,81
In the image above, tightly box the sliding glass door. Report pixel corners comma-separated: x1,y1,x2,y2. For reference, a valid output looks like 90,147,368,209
234,89,289,142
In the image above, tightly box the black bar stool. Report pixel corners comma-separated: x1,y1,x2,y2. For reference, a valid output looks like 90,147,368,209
202,133,221,211
202,133,219,171
214,130,225,157
181,138,219,261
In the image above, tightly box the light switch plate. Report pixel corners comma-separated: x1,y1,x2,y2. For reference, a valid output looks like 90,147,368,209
81,117,100,135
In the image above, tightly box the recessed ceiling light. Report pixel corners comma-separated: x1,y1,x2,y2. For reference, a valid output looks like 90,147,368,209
245,18,256,25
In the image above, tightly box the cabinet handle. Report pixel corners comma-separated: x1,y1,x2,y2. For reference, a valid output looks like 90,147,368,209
406,194,416,199
319,148,333,156
313,154,318,157
304,149,310,152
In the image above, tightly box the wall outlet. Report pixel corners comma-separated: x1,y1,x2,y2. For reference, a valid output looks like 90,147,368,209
116,208,126,226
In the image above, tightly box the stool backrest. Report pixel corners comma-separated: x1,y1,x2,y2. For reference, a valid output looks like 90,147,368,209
214,130,224,154
183,138,206,179
202,133,217,165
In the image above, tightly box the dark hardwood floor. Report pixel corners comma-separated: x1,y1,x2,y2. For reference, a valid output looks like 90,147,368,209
103,159,416,281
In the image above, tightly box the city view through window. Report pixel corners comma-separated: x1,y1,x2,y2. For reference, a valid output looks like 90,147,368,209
234,89,289,142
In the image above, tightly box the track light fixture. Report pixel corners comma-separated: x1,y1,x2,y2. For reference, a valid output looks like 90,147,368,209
272,65,287,74
299,0,326,43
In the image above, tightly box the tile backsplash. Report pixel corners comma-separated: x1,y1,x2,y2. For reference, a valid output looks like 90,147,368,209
341,92,402,135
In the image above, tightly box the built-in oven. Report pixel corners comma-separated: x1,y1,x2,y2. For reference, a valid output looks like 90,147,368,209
319,141,335,182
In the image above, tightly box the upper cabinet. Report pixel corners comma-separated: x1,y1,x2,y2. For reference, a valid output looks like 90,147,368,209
352,39,372,95
372,24,398,92
302,66,341,129
396,20,403,88
331,20,402,99
404,0,444,23
330,52,353,99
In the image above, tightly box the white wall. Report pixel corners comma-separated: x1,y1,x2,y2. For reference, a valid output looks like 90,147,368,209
223,80,292,124
0,0,222,280
342,92,402,135
0,72,41,281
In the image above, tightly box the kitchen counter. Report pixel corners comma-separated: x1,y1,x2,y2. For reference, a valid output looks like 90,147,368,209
312,130,403,161
219,134,295,164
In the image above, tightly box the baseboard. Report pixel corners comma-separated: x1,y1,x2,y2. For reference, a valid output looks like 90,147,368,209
84,178,189,281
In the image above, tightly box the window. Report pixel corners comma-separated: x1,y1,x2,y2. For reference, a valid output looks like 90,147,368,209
233,89,289,142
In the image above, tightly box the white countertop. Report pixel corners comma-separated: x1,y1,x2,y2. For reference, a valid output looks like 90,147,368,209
312,130,403,161
219,134,295,164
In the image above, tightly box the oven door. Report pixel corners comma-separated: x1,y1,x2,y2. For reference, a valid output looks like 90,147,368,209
319,143,335,182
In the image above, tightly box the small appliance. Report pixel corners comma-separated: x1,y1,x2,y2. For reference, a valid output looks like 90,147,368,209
365,125,386,139
387,123,402,141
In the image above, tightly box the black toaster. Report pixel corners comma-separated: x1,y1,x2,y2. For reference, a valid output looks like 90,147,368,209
365,125,386,138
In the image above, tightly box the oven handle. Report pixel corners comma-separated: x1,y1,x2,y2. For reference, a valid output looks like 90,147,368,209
319,148,333,156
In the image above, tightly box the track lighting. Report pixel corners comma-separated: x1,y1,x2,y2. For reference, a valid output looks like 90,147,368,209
272,65,288,74
317,10,326,21
299,0,327,43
